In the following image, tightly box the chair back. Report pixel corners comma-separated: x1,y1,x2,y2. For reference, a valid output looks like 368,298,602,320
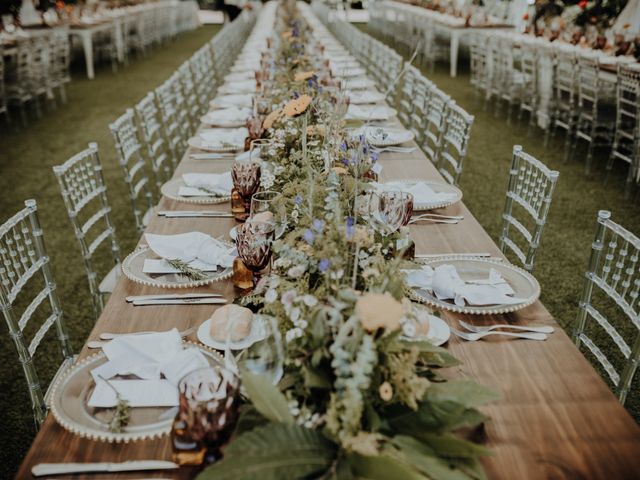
421,87,452,163
436,103,474,186
0,200,73,426
135,91,176,189
52,143,121,316
573,211,640,405
109,109,155,231
499,145,559,272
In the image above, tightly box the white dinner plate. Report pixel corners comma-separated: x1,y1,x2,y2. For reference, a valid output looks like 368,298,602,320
197,315,268,350
402,314,450,346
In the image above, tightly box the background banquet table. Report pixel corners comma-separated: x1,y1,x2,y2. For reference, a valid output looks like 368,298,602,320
16,14,640,480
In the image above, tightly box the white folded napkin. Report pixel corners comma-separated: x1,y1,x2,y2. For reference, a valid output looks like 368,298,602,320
143,232,235,273
235,147,261,162
211,94,254,109
346,105,393,121
88,329,210,408
404,264,525,306
179,172,233,197
348,90,385,105
199,128,248,149
88,379,178,408
225,71,256,82
203,107,251,127
219,80,256,94
343,77,376,90
378,181,457,206
333,66,366,77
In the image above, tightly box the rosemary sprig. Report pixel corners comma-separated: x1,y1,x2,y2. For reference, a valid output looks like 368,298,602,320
167,258,208,281
109,395,131,434
98,376,131,434
195,185,225,197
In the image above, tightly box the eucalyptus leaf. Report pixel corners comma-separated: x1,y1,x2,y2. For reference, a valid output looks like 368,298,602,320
241,371,294,424
197,423,337,480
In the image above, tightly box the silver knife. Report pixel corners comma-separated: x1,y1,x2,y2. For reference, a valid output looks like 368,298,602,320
126,293,223,302
32,460,179,476
190,153,236,159
132,298,228,306
157,210,233,218
414,253,492,259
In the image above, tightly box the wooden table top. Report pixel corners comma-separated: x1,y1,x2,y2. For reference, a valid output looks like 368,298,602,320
17,30,640,480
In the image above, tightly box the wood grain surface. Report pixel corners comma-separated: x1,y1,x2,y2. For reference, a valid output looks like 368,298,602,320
16,28,640,480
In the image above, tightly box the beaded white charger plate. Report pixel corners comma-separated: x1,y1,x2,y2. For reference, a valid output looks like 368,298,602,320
122,245,234,289
50,343,224,443
406,257,540,315
352,126,414,147
160,178,231,205
197,314,268,351
187,136,244,153
381,179,462,211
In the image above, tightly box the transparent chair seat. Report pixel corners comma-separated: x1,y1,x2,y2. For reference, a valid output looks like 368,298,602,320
98,264,121,295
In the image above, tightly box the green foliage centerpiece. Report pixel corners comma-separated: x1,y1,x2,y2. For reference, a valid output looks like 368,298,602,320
198,3,498,478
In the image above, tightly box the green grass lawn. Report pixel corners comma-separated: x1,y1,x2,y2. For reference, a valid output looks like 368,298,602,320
0,20,638,479
0,25,221,478
361,25,640,422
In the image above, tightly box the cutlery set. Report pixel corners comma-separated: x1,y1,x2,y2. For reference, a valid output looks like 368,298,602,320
372,146,417,154
32,460,179,477
87,326,197,349
126,293,227,306
157,210,233,218
409,213,464,225
190,152,236,160
453,319,554,342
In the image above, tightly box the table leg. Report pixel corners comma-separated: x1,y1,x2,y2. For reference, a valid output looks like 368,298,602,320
81,32,95,80
115,20,124,63
450,30,459,78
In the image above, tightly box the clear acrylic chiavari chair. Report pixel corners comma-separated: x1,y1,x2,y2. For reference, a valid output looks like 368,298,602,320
52,143,122,318
135,91,177,190
421,88,452,164
155,77,188,161
48,27,71,106
517,42,538,127
469,33,489,98
573,210,640,406
436,103,474,186
608,64,640,196
574,54,615,172
398,64,420,127
0,45,8,123
500,145,560,272
408,75,434,145
548,49,578,159
0,199,75,427
109,109,155,232
177,62,202,128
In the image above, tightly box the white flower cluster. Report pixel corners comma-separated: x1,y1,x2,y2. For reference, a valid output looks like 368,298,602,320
288,399,324,429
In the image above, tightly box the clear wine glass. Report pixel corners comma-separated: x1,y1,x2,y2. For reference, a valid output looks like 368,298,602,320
367,191,411,236
250,190,287,239
249,138,274,163
237,315,284,385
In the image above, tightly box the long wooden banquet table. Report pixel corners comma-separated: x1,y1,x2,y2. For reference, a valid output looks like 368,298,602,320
17,10,640,480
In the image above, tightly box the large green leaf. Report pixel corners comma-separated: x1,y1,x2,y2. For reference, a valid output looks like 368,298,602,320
197,423,337,480
426,381,500,409
417,433,492,459
392,436,481,480
347,452,428,480
241,371,294,423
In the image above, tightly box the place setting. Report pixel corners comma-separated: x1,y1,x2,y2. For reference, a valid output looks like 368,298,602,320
200,107,252,128
160,171,233,205
187,127,248,152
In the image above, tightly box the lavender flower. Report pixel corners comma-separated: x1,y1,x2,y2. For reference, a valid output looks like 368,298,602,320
319,259,331,272
303,229,315,244
294,195,303,205
312,218,325,233
346,216,355,239
340,141,348,152
370,151,379,162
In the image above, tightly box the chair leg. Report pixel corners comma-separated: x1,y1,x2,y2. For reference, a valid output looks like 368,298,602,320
59,85,67,105
20,102,28,127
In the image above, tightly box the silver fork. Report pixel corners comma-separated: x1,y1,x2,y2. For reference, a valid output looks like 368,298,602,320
452,328,547,341
88,327,197,349
459,320,554,335
372,146,416,154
